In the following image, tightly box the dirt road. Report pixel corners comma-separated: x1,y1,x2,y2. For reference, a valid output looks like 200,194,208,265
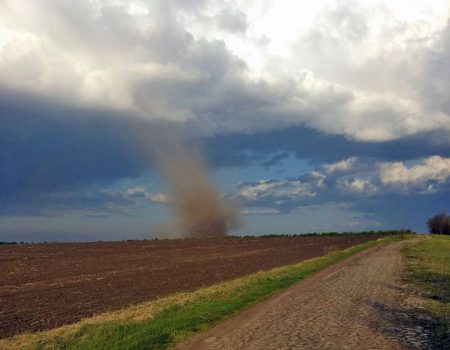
177,239,426,350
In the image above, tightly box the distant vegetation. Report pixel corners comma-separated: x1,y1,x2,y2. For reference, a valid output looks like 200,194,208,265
427,213,450,235
228,229,412,239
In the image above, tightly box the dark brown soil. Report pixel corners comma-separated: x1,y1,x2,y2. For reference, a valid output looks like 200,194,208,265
0,235,381,338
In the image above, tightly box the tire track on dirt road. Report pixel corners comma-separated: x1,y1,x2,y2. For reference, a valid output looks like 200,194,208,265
176,239,425,350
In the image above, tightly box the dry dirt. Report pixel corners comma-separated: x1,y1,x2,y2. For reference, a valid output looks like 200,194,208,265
177,239,427,350
0,235,381,339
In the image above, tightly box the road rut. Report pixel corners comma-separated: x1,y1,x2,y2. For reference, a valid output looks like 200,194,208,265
176,240,420,350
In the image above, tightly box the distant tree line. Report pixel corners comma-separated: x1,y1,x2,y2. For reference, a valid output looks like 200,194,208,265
427,213,450,235
226,229,412,239
0,241,29,245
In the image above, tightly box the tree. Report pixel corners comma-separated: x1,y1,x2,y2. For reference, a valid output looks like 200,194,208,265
427,213,450,235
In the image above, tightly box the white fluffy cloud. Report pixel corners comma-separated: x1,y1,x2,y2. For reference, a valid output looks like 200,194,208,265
380,156,450,188
324,157,358,174
122,186,171,204
331,156,450,194
243,207,280,215
236,179,316,202
338,178,378,194
0,0,449,141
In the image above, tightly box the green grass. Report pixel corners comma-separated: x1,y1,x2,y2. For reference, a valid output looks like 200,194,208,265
30,235,404,350
404,235,450,347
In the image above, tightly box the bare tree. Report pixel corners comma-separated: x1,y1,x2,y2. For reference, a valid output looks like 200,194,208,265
427,213,450,235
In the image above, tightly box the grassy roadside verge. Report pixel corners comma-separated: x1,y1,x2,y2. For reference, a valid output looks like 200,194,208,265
3,235,406,350
403,235,450,348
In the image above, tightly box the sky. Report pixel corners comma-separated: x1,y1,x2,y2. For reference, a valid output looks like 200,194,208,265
1,0,449,241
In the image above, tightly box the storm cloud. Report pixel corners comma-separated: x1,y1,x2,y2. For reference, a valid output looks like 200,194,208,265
0,0,449,239
1,0,449,141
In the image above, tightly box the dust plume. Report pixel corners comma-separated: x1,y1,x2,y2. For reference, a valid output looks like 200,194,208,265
150,131,241,239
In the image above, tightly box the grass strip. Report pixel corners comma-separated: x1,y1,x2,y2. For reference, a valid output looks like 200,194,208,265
403,235,450,348
21,235,401,350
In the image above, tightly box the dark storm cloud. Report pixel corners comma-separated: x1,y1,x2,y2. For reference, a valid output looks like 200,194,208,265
1,187,138,217
0,87,158,199
203,126,450,168
0,0,449,226
2,85,448,194
2,80,449,219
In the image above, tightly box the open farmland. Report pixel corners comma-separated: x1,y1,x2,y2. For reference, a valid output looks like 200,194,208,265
0,234,383,339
